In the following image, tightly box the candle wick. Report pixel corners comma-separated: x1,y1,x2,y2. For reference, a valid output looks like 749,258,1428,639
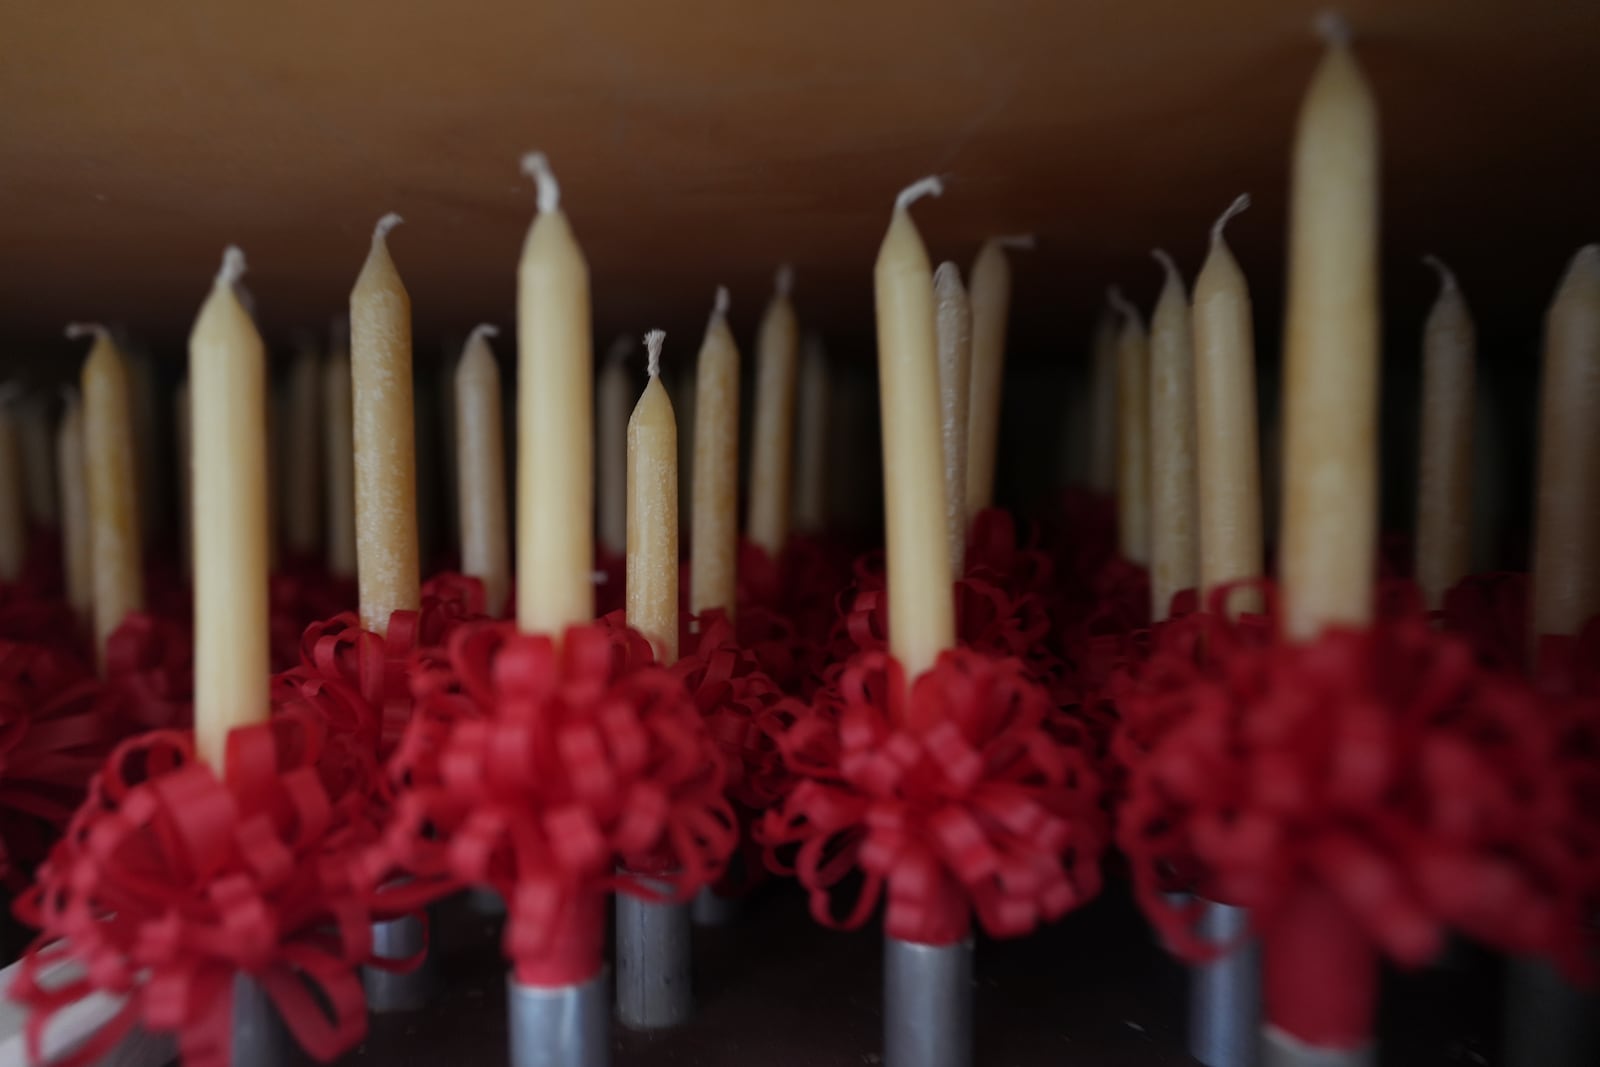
216,245,248,288
1421,255,1459,297
996,233,1036,251
64,322,110,343
1151,248,1182,287
520,152,561,214
467,322,500,348
895,175,944,213
776,264,795,298
644,330,666,378
372,213,404,244
1314,10,1353,47
712,285,731,323
1107,286,1139,326
1211,193,1252,245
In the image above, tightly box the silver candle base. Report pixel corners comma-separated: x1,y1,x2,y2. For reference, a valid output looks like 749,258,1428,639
615,889,692,1030
883,935,973,1067
1190,902,1260,1067
231,973,290,1067
363,912,434,1013
690,886,740,926
507,968,612,1067
1260,1026,1373,1067
1502,955,1600,1067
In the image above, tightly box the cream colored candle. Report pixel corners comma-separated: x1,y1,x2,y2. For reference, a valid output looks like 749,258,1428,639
934,261,972,578
1414,257,1476,610
1280,23,1380,640
1193,195,1264,616
691,286,740,621
596,335,633,557
876,177,955,683
282,341,322,558
1087,302,1119,494
175,381,193,576
350,214,421,634
627,331,679,663
517,153,595,635
72,324,144,666
323,329,357,579
17,399,56,528
1148,251,1199,620
965,236,1029,517
1110,291,1151,564
190,248,270,771
456,324,511,616
0,406,25,583
1531,245,1600,646
57,393,92,621
746,266,800,557
792,335,830,533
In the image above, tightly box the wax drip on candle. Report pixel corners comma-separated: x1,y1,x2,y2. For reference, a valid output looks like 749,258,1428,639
520,152,561,213
65,322,111,343
711,285,731,324
1152,248,1182,286
996,233,1037,251
895,175,944,212
644,330,666,379
1314,9,1353,46
1211,193,1252,244
1421,254,1459,297
1107,286,1139,325
371,213,404,244
776,264,795,297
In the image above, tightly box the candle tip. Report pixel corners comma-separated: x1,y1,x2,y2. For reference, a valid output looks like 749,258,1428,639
372,213,404,243
713,285,731,320
1106,287,1139,326
1314,10,1353,47
644,330,666,378
776,263,795,298
1421,255,1459,297
520,152,561,213
933,260,964,292
895,175,944,213
1211,193,1252,245
64,322,108,343
1151,249,1181,286
467,322,500,348
996,233,1036,251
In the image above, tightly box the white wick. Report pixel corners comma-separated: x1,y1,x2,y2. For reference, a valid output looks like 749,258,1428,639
467,323,500,347
216,245,248,288
1151,248,1181,286
1107,286,1139,325
1211,193,1252,245
1421,255,1458,297
64,322,109,342
373,213,404,243
996,233,1036,251
713,285,731,321
895,175,944,213
520,152,561,214
1315,10,1353,47
644,330,666,378
776,264,795,298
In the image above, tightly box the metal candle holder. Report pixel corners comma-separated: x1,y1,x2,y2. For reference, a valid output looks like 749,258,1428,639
363,911,435,1013
883,935,973,1067
1190,901,1260,1067
231,973,290,1067
507,968,611,1067
615,883,693,1030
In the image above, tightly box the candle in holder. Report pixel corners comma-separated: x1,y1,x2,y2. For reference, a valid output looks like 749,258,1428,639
282,340,322,559
627,330,679,663
456,324,510,616
1414,257,1476,610
350,213,421,634
517,153,595,635
792,335,830,533
746,266,799,557
965,236,1028,518
1110,290,1151,565
934,261,972,578
1148,250,1198,620
323,325,357,579
597,335,633,558
875,177,955,684
0,404,24,583
1279,23,1380,639
57,393,92,622
72,324,144,667
691,286,740,623
1193,194,1264,615
189,247,270,770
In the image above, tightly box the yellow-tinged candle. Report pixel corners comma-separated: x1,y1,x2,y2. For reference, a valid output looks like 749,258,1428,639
1415,257,1476,610
628,331,679,663
1193,195,1264,616
57,393,92,622
1087,302,1119,494
1148,251,1199,620
73,324,144,666
934,261,972,578
175,381,193,576
1280,23,1380,640
323,329,357,579
965,236,1028,518
691,287,740,622
597,336,633,557
1110,291,1151,565
876,177,955,684
0,405,25,583
456,324,511,617
517,153,595,635
350,213,421,634
1531,245,1600,648
282,341,322,558
190,248,270,771
792,335,830,533
746,266,800,557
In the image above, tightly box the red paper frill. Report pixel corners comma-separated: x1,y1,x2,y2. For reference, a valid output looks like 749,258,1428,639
760,648,1107,946
373,621,736,986
11,723,376,1067
104,612,194,732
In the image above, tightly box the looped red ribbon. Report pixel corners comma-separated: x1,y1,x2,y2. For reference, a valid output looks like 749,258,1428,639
104,612,194,732
760,648,1106,946
376,621,736,986
12,724,375,1067
965,508,1056,599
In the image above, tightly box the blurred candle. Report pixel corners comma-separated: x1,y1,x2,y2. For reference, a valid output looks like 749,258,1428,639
350,214,421,634
792,335,830,533
175,381,193,575
934,261,972,578
125,346,161,543
1280,24,1380,639
57,393,92,622
596,335,632,557
282,341,322,558
1193,195,1264,615
323,325,357,578
746,266,799,556
517,153,594,635
691,287,740,622
73,324,144,667
1414,257,1476,610
189,247,270,771
1148,251,1198,620
627,330,679,663
1531,245,1600,648
456,324,511,616
965,236,1028,517
0,405,24,582
875,177,955,685
1110,291,1151,564
17,399,56,528
1087,301,1118,494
